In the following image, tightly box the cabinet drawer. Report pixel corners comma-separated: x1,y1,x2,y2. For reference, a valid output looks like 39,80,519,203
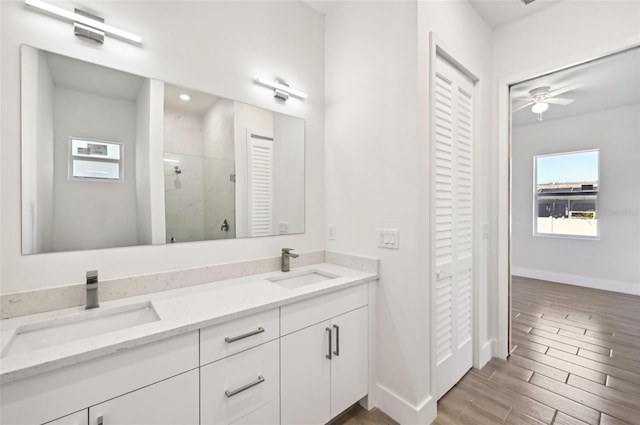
1,331,199,425
200,308,279,365
201,339,279,425
230,399,279,425
280,284,368,335
89,369,199,425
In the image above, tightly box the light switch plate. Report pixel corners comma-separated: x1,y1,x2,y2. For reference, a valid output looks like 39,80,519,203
377,228,399,249
328,224,336,240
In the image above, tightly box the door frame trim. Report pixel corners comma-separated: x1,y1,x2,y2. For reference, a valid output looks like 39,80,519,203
495,35,640,359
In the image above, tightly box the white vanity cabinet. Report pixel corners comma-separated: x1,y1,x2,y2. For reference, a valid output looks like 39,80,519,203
44,411,87,425
88,369,199,425
2,274,375,425
280,286,369,425
0,332,199,425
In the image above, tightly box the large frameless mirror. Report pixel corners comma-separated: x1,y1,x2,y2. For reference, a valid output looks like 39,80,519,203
21,45,305,254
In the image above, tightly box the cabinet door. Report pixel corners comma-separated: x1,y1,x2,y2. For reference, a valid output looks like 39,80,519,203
330,306,369,417
88,370,198,425
44,410,88,425
280,320,331,425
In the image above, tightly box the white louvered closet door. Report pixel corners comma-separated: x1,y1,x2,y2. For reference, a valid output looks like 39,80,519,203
432,54,475,400
247,133,274,237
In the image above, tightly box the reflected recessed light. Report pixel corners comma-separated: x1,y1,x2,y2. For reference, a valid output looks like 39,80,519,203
179,94,191,101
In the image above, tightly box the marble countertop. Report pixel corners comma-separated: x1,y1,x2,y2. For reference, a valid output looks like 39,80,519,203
0,263,377,384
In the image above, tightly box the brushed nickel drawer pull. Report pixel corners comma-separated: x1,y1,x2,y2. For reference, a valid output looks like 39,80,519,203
333,324,340,356
326,327,332,360
225,327,265,343
225,375,265,397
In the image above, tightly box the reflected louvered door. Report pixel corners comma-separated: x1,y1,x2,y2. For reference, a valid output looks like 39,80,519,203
247,133,274,237
432,55,474,400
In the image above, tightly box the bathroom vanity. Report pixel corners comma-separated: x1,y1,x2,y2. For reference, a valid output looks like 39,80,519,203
0,263,377,425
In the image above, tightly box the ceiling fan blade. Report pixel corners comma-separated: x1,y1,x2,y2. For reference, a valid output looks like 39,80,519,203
512,101,534,112
546,97,574,106
547,82,584,98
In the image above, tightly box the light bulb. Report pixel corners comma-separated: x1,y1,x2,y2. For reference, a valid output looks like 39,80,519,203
179,94,191,101
531,101,549,114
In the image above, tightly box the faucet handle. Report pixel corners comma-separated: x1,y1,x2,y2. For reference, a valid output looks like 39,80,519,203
86,270,98,284
282,248,295,254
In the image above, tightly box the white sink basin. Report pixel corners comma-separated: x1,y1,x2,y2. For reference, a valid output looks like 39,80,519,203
1,302,160,358
267,270,339,289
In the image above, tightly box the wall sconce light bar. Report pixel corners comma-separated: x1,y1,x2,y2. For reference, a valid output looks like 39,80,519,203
256,77,308,100
25,0,142,45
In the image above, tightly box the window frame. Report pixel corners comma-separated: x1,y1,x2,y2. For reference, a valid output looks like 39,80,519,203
68,137,124,182
532,149,600,240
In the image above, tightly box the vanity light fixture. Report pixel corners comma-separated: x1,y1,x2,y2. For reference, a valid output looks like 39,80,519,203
25,0,142,45
179,94,191,101
256,77,308,101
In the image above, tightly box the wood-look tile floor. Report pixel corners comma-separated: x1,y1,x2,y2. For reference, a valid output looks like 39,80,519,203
433,276,640,425
342,277,640,425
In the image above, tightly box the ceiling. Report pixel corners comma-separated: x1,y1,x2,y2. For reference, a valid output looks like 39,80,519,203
164,84,221,115
467,0,560,28
304,0,561,28
47,51,143,101
511,47,640,127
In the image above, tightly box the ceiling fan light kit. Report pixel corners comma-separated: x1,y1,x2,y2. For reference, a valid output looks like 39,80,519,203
531,101,549,114
512,82,584,122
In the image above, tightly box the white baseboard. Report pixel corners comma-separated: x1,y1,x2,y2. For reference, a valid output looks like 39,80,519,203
511,267,640,296
478,339,494,367
375,383,436,425
492,338,508,360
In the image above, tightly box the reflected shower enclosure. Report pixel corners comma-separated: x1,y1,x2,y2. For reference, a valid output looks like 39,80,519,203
163,88,236,243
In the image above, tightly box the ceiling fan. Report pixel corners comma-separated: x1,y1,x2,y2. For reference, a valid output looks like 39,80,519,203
512,82,584,120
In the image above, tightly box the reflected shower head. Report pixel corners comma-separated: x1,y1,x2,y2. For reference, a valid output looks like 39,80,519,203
174,166,182,174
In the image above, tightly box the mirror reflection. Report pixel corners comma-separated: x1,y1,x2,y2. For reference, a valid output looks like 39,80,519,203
21,46,305,255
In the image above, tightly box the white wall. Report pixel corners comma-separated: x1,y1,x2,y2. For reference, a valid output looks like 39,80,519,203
273,113,305,234
135,79,154,246
0,0,324,293
512,105,640,294
490,0,640,355
52,88,139,252
324,1,491,423
21,46,56,254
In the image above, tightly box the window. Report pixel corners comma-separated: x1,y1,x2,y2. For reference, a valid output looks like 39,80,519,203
70,138,122,180
534,150,599,237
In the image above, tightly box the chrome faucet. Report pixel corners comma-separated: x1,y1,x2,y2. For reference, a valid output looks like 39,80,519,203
86,270,99,309
281,248,299,272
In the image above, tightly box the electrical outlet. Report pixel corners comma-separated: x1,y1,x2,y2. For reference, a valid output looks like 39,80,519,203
377,228,399,249
328,224,336,240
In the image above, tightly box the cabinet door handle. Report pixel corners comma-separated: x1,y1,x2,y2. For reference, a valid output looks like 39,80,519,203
97,416,103,425
326,327,332,360
225,375,265,397
333,324,340,356
224,327,265,343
